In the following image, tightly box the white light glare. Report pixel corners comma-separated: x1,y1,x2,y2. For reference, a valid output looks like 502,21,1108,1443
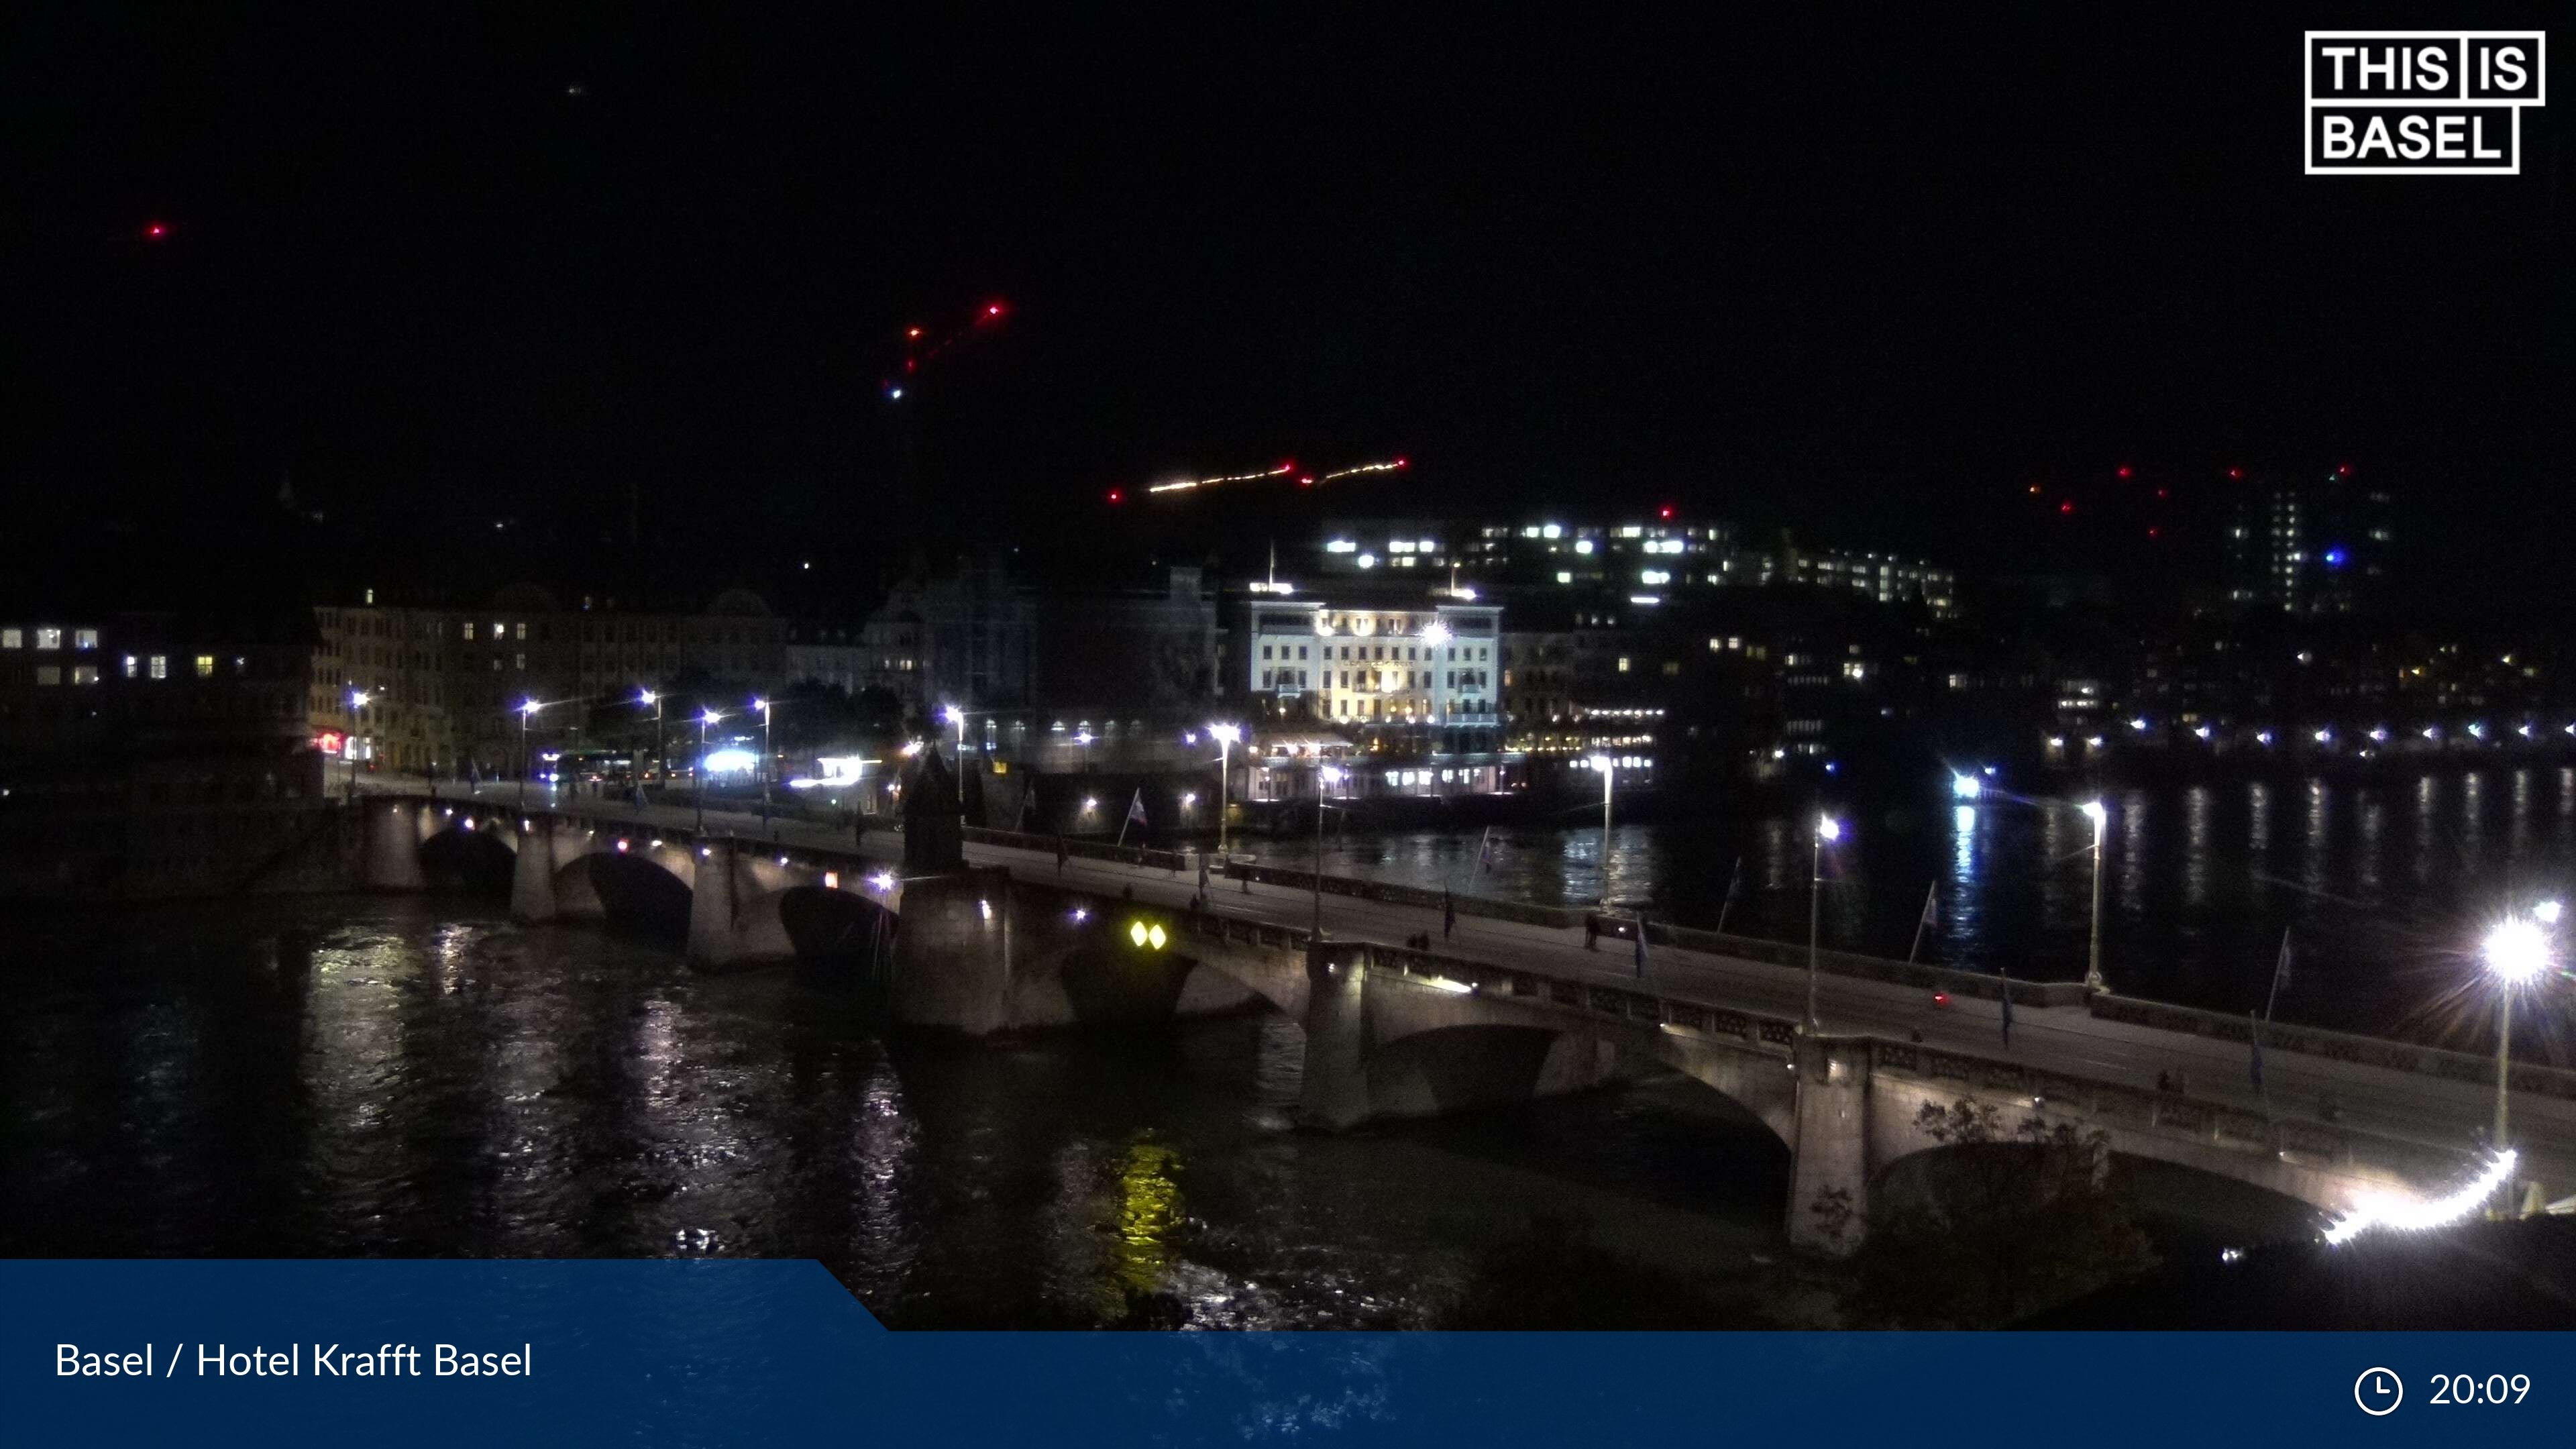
2485,918,2551,984
2537,900,2565,926
1950,773,1982,801
2323,1150,2518,1245
2080,800,2108,827
1817,815,1843,842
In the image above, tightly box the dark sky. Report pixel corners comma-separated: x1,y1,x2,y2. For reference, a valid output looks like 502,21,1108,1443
4,6,2565,608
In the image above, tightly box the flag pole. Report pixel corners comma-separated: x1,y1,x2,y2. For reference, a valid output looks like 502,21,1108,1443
1716,855,1742,935
1907,881,1936,964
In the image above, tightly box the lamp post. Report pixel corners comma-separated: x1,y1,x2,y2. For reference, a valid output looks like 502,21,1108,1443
639,689,663,797
1210,722,1240,861
696,708,721,833
753,697,773,824
517,700,541,809
2482,914,2552,1155
1589,754,1616,906
345,688,371,805
1809,814,1841,1030
942,704,970,828
1313,765,1345,940
2080,799,2108,993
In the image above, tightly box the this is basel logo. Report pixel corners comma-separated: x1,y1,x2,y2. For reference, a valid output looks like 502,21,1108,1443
2306,31,2546,174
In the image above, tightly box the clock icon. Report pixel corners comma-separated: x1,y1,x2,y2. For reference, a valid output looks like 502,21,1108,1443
2355,1367,2404,1415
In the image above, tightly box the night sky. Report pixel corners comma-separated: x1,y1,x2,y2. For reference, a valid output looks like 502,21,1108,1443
5,7,2565,612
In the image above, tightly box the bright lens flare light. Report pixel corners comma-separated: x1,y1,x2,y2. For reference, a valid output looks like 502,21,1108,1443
1817,815,1842,843
2484,918,2551,984
1951,773,1983,801
2537,900,2565,926
2323,1150,2518,1246
2081,800,2108,828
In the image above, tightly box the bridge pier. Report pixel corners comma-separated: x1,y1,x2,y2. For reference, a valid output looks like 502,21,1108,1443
363,800,427,892
509,817,557,923
686,841,743,968
1297,943,1375,1130
885,869,1015,1033
1786,1034,1873,1257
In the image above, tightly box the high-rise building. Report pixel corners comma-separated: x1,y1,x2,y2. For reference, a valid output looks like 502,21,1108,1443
2224,470,2394,616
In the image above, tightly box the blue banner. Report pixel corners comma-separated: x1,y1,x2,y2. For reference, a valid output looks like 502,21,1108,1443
8,1260,2563,1445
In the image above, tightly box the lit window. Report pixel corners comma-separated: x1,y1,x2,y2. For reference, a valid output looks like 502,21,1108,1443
195,655,215,678
0,628,14,648
72,664,98,685
35,627,62,650
122,655,138,678
1617,657,1631,674
514,622,528,641
463,621,476,640
148,655,167,680
74,628,98,650
36,665,61,685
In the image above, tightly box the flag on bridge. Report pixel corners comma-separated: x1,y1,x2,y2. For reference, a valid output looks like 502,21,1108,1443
1907,882,1939,964
1717,855,1743,934
1477,826,1497,875
1126,789,1147,826
2264,930,2292,1020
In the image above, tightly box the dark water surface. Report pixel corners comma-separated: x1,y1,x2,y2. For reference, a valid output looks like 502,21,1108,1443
0,897,1798,1328
1238,766,2576,1051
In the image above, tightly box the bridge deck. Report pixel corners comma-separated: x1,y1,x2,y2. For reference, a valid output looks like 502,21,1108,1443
384,779,2576,1199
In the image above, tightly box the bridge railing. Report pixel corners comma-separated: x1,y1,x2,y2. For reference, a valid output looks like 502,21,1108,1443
2091,992,2576,1104
961,824,1195,875
1868,1037,2467,1181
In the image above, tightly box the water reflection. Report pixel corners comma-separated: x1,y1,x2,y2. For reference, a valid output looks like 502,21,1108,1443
0,899,1796,1328
1242,766,2576,1035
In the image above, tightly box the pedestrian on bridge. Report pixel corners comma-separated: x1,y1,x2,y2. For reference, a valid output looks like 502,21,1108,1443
1584,915,1599,951
1442,889,1456,942
1055,835,1069,877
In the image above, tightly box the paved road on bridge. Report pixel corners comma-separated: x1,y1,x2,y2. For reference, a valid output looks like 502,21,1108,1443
384,777,2576,1200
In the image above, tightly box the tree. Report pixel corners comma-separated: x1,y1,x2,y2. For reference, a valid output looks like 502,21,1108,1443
1848,1099,2155,1326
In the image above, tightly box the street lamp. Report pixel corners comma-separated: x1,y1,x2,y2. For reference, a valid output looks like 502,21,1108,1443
1313,764,1346,939
941,704,970,828
1209,722,1241,860
696,707,721,832
517,699,542,808
1804,814,1844,1030
1590,754,1616,906
2080,799,2108,993
639,689,663,796
1950,771,1982,801
753,697,773,824
345,688,371,805
2483,914,2552,1155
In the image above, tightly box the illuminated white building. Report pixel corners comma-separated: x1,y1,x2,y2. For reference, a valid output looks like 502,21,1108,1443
1244,594,1501,733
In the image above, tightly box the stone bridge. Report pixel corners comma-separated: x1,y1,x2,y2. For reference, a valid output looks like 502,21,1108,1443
356,793,2493,1255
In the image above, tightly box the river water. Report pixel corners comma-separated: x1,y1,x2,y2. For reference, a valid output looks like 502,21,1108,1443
0,897,1806,1328
10,765,2561,1326
1238,766,2576,1051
